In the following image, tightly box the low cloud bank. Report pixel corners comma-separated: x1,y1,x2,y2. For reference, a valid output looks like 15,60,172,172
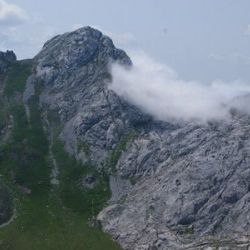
0,0,28,25
110,51,250,122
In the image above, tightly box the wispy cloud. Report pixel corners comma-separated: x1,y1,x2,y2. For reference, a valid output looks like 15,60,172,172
0,0,28,25
0,6,55,58
245,24,250,35
110,51,250,122
0,0,61,59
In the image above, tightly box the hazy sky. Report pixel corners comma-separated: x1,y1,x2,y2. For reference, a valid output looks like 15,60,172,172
1,0,250,83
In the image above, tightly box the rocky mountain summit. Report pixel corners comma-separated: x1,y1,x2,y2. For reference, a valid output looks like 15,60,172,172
20,26,250,249
30,26,148,165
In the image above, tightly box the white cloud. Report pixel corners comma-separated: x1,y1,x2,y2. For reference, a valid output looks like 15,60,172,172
0,0,28,25
110,51,250,122
245,24,250,35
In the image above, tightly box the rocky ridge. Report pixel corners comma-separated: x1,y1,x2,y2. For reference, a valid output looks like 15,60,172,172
23,27,250,249
0,51,16,74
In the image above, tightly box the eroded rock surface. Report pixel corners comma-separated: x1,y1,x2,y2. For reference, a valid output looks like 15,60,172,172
33,27,148,166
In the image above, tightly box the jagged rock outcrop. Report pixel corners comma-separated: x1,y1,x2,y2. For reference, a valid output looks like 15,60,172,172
26,27,250,249
0,51,16,74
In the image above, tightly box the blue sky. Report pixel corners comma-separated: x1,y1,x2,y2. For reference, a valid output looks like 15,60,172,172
1,0,250,83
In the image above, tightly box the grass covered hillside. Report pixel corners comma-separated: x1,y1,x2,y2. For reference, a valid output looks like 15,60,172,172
0,60,121,250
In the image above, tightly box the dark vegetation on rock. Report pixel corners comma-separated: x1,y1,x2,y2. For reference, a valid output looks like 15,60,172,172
0,51,16,74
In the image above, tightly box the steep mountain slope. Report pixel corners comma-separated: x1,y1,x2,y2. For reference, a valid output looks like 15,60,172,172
0,48,121,249
99,115,250,249
1,26,250,250
25,27,250,249
30,27,148,166
0,51,16,226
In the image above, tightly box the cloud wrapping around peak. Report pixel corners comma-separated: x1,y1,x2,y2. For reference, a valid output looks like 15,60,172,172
110,51,250,122
0,0,28,25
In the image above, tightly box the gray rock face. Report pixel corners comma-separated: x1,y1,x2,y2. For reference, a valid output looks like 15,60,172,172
27,27,250,249
33,26,149,166
0,51,16,74
99,116,250,249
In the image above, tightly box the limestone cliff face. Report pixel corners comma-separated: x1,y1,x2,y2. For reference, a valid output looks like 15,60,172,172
32,27,148,166
26,27,250,249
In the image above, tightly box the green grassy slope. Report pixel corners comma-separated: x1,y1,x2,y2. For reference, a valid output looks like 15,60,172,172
0,61,121,250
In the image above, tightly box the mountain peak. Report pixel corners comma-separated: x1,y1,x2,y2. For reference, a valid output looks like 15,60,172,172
2,26,250,249
36,26,131,72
